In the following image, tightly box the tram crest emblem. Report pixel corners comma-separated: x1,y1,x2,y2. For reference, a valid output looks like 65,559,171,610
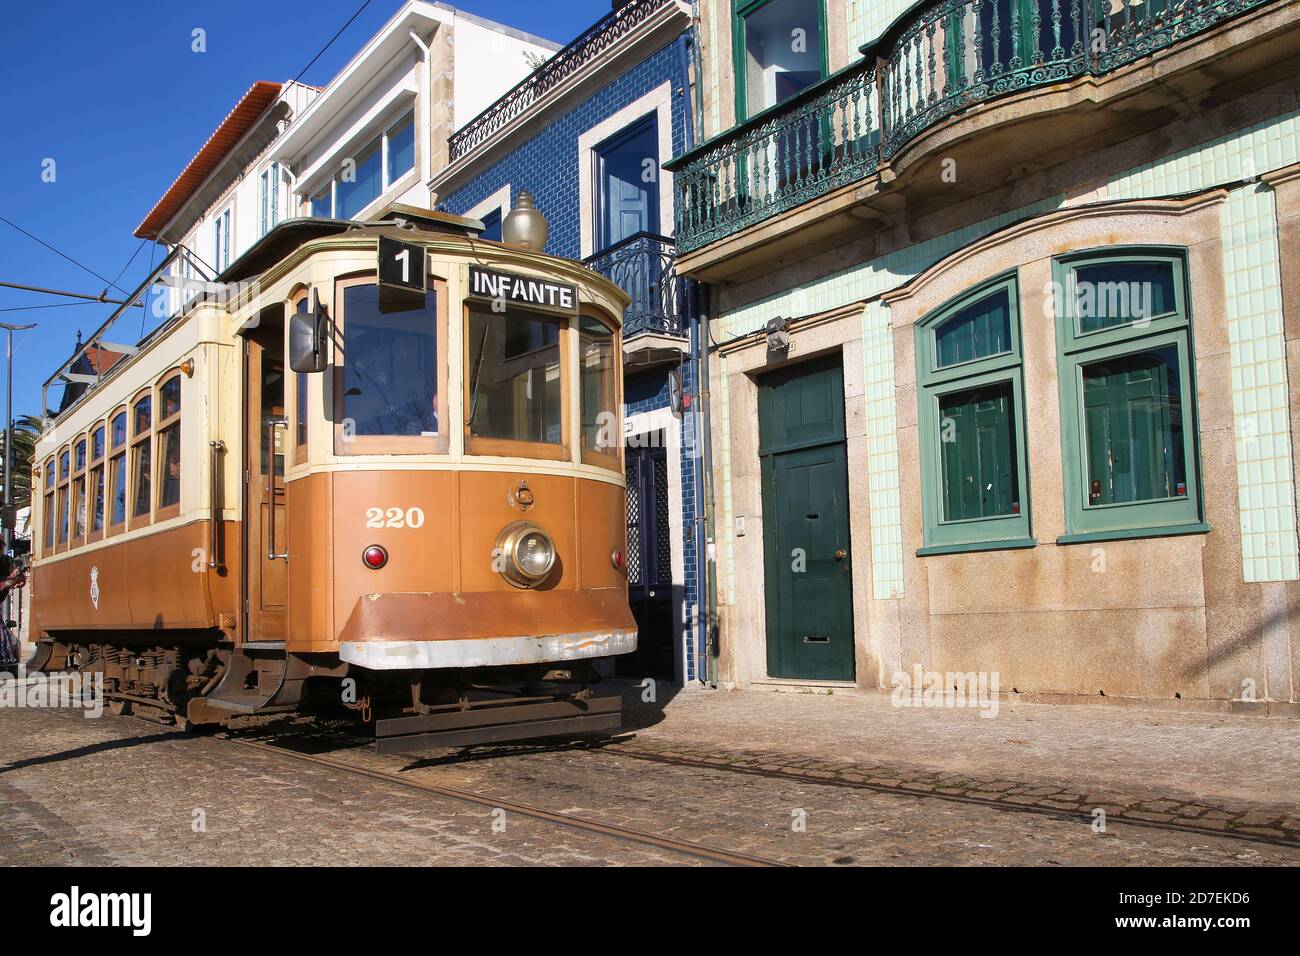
89,566,100,610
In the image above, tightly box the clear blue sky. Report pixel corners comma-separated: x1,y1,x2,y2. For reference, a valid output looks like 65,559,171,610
0,0,607,420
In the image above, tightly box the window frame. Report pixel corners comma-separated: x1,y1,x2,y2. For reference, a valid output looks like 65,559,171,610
129,388,154,529
107,406,129,537
71,434,88,547
1052,246,1207,543
213,205,232,273
914,272,1035,555
463,300,572,462
55,445,70,553
577,307,623,470
41,456,56,554
332,272,450,456
87,423,106,544
732,0,830,124
154,372,183,521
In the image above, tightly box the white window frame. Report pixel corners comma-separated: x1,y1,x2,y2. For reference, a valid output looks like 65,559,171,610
303,107,417,222
463,184,513,234
577,82,675,259
213,206,232,272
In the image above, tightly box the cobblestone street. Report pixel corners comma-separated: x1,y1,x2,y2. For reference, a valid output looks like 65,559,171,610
1,684,1297,866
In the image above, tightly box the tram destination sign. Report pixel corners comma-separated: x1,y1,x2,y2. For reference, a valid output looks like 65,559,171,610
468,265,578,315
377,236,427,295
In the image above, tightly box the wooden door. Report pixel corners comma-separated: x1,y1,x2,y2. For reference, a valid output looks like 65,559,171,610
244,331,287,643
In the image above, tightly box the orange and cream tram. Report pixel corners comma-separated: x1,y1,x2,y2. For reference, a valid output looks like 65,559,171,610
26,204,636,750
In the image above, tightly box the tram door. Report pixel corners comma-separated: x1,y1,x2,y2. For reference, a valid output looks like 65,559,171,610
243,320,287,643
620,431,675,680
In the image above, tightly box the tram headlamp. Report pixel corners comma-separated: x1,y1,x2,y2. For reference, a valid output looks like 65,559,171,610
495,521,556,588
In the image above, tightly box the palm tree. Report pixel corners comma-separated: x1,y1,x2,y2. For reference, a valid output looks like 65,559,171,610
0,414,48,516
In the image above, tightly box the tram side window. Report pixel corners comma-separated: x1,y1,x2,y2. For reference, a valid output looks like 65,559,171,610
72,437,87,542
340,283,439,437
56,448,70,546
89,424,106,534
109,410,128,528
466,303,563,447
42,457,55,550
157,377,182,510
131,395,152,521
578,314,618,461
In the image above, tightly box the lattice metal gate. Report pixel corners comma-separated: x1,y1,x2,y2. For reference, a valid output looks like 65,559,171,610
621,431,675,679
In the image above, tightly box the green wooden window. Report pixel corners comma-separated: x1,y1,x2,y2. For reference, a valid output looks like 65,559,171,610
1053,248,1206,542
915,273,1034,555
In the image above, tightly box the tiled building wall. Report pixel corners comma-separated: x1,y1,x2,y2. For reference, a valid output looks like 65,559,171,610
441,39,690,260
713,107,1300,605
442,36,704,681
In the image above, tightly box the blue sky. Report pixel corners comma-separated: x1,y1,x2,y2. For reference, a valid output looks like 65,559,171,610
0,0,607,420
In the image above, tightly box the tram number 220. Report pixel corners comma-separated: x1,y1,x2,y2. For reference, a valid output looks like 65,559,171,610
365,507,426,529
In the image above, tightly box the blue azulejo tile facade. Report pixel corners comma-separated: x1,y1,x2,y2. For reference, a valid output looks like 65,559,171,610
441,31,705,685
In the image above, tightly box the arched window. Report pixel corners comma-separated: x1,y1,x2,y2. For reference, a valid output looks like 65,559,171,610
108,408,128,533
88,423,106,540
42,457,56,551
130,391,152,525
914,273,1033,554
71,435,88,544
156,375,182,513
56,446,70,549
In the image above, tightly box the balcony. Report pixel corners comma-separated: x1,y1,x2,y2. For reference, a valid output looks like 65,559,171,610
667,0,1296,278
583,232,692,367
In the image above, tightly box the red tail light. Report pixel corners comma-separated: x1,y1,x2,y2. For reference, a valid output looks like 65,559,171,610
362,545,388,570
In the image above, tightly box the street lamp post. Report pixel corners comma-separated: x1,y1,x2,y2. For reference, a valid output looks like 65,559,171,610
0,322,36,632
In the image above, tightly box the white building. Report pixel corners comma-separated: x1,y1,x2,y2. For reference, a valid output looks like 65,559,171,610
135,1,558,278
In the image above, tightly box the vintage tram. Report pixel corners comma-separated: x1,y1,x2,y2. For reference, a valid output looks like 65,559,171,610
25,204,636,751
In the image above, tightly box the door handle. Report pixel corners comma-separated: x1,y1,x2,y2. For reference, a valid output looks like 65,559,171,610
266,419,288,561
208,440,225,570
834,549,847,561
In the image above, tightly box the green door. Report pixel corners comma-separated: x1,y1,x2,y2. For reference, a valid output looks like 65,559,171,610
758,355,855,681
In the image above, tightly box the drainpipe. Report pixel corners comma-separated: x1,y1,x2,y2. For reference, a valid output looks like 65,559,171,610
410,30,432,202
696,283,719,688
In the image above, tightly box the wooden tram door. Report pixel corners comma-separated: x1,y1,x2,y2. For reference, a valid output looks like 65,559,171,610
243,323,288,643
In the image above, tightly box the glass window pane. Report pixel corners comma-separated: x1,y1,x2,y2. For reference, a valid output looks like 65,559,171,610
57,487,68,543
466,303,562,445
43,492,55,547
158,423,181,508
110,455,127,525
935,288,1011,368
296,296,310,446
74,439,86,472
44,458,55,490
939,381,1020,521
133,440,152,518
579,315,617,455
111,412,127,448
59,450,69,480
90,468,105,532
73,477,86,539
596,116,660,250
1082,345,1186,506
743,0,824,116
1074,260,1176,333
92,426,105,461
386,111,415,184
311,186,332,218
341,284,439,437
480,209,502,243
160,377,181,419
336,138,382,219
133,397,151,435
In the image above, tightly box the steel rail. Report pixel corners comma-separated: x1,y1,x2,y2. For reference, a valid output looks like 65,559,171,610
218,731,784,867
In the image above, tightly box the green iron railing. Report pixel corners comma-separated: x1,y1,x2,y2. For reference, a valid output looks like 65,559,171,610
669,0,1275,254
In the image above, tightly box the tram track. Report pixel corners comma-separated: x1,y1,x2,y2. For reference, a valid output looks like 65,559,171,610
213,727,786,867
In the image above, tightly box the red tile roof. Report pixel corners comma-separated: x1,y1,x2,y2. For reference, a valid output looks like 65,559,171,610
134,81,283,240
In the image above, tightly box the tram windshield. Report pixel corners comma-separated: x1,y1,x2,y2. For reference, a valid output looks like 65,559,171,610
466,302,563,446
341,284,440,437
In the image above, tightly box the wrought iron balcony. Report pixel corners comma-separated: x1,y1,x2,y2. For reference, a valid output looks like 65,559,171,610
583,232,688,339
448,0,677,164
669,0,1277,255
